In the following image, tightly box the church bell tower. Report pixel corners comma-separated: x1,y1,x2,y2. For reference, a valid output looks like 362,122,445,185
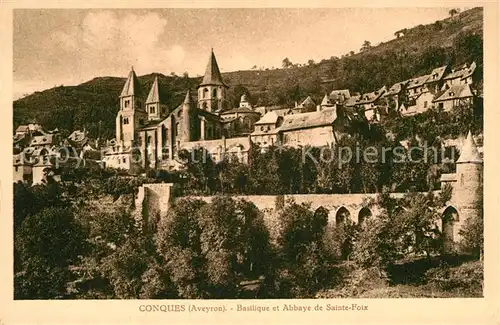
197,49,229,113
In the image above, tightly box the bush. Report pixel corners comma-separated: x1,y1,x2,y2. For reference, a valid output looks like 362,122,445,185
272,201,333,297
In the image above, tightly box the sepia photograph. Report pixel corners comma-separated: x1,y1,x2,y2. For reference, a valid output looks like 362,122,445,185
11,6,486,303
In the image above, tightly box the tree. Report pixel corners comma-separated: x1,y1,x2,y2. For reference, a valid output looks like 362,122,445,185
307,59,315,66
360,40,372,52
198,197,270,297
282,57,293,68
273,201,331,297
15,206,87,299
449,8,460,17
156,196,271,298
99,235,157,299
156,198,207,298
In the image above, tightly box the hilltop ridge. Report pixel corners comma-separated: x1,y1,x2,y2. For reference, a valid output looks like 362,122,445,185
13,7,483,140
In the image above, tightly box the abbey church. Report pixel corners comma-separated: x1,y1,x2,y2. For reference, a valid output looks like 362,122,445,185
103,50,255,170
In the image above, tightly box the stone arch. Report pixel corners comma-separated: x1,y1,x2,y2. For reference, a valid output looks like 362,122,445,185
442,206,459,253
358,207,372,225
335,207,350,226
313,206,329,231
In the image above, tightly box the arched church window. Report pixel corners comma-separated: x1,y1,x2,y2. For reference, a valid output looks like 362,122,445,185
213,88,217,98
243,116,251,128
204,88,209,99
460,173,464,186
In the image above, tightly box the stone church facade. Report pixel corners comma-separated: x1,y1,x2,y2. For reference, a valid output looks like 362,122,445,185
103,50,252,170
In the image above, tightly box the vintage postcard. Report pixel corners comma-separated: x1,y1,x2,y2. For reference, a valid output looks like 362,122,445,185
1,1,499,324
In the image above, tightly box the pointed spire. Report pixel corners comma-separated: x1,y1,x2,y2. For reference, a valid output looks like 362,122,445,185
457,130,482,164
146,75,161,104
200,49,226,87
183,89,193,104
120,67,142,97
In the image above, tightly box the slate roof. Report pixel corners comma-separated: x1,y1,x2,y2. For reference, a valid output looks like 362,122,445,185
276,108,336,132
255,111,280,125
120,67,143,97
300,96,316,107
329,89,351,103
30,134,54,147
68,130,88,142
345,95,362,107
460,61,477,80
138,120,162,131
384,80,409,96
15,125,29,133
407,75,430,89
456,131,482,164
425,65,448,83
271,108,292,116
220,107,260,115
146,75,164,104
200,49,227,87
433,84,474,102
355,86,387,105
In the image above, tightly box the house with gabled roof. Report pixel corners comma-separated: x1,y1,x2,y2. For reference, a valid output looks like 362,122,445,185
275,108,337,148
443,62,478,88
406,75,430,98
250,111,284,150
329,89,351,104
383,80,409,112
424,65,450,93
293,96,316,113
433,84,475,112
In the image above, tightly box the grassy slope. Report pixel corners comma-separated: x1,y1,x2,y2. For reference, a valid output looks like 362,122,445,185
316,257,483,298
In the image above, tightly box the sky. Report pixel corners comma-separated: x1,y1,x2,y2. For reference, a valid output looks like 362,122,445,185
13,7,462,99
